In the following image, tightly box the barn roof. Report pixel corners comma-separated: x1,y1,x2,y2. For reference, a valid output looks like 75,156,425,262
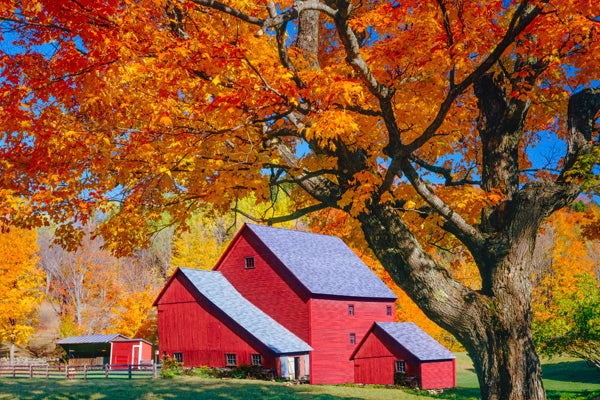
243,223,397,299
56,334,129,345
374,322,455,361
179,267,312,355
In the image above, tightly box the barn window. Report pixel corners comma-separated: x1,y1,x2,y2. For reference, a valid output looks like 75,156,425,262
251,354,262,366
395,360,406,373
350,333,356,344
386,305,393,316
244,257,255,269
173,352,183,363
226,353,237,366
348,304,354,316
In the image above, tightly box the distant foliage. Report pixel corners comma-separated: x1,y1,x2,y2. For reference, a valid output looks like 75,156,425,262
0,228,44,351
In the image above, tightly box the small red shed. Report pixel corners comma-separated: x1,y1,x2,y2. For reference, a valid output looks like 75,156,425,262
350,322,456,390
110,338,154,368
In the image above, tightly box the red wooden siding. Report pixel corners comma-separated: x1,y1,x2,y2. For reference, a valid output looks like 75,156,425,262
111,341,153,368
352,325,455,389
156,272,277,370
309,298,395,384
215,229,311,342
352,326,419,384
420,359,456,389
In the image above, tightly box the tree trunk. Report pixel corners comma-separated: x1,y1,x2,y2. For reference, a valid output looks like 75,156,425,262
10,340,15,365
459,291,545,400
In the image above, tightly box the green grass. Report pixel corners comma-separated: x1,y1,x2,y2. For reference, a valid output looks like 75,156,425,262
0,354,598,400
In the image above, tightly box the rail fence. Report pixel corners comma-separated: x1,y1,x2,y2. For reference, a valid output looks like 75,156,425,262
0,363,160,379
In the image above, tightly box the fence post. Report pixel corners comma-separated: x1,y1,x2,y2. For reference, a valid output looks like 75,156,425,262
152,363,157,380
128,364,132,380
46,365,49,379
65,365,69,379
83,365,87,380
29,364,33,379
104,364,109,379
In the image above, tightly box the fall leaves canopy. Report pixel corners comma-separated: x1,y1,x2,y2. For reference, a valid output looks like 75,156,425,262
0,0,598,251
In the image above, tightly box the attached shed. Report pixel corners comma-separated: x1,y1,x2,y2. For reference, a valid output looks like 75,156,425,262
110,338,154,368
57,334,128,366
153,268,313,379
350,322,456,389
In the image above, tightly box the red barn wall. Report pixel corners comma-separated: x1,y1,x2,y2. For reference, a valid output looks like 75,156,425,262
111,341,134,366
215,230,311,342
420,359,456,389
156,272,277,370
111,341,154,366
352,327,419,385
309,298,395,384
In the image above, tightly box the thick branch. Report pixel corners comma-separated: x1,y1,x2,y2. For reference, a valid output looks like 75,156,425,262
402,2,542,155
233,202,328,224
400,159,485,255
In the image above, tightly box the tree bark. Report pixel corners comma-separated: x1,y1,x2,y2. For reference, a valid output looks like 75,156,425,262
10,340,15,365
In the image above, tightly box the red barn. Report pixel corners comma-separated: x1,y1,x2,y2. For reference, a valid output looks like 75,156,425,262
212,223,398,384
350,322,456,389
153,267,312,379
110,338,154,368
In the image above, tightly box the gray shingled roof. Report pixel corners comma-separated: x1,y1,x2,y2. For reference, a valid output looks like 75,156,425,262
179,268,312,355
246,223,397,299
56,334,128,345
376,322,455,361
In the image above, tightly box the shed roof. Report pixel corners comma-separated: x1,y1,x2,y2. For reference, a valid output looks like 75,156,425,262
373,322,455,361
243,223,397,299
56,334,129,345
179,267,312,355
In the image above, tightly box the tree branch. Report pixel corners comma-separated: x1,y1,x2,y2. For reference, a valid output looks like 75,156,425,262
233,202,328,225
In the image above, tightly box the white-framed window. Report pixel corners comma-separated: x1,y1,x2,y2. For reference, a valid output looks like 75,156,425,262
244,257,255,269
173,352,183,363
348,304,354,316
251,354,262,366
395,360,406,373
350,333,356,345
386,305,393,316
226,353,237,366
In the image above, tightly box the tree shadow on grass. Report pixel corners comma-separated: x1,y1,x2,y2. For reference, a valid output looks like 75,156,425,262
542,361,600,385
407,387,481,400
0,378,368,400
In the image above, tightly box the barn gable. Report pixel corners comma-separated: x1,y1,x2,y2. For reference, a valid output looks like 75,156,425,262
370,322,455,361
217,223,397,299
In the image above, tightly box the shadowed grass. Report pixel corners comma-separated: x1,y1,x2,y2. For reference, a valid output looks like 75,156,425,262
0,353,598,400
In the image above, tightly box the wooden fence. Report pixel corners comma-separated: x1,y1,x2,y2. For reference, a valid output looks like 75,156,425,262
0,363,160,379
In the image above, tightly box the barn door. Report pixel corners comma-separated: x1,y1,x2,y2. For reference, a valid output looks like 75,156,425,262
294,357,300,380
132,345,141,369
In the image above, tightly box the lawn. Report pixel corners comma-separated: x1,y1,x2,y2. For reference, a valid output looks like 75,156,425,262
0,354,598,400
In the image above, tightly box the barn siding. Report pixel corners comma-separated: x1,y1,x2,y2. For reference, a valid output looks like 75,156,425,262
420,359,456,389
352,327,419,385
215,230,311,342
111,341,134,365
309,298,395,384
156,273,277,370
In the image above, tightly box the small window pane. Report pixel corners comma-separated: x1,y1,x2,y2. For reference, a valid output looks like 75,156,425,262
245,257,255,269
386,305,393,316
173,352,183,363
251,354,262,366
350,333,356,345
226,353,237,366
395,360,406,373
348,304,354,316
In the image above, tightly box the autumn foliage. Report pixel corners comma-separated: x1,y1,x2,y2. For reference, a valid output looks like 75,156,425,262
2,0,600,398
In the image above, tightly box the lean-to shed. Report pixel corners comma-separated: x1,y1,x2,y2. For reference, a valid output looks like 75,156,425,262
350,322,456,389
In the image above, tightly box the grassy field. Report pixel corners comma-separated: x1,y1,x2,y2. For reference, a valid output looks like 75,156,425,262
0,353,598,400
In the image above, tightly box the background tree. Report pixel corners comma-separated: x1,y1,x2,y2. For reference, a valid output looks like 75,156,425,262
1,1,600,398
0,228,43,364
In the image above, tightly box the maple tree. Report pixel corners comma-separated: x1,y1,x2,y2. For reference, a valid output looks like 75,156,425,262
1,0,600,398
0,228,43,364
